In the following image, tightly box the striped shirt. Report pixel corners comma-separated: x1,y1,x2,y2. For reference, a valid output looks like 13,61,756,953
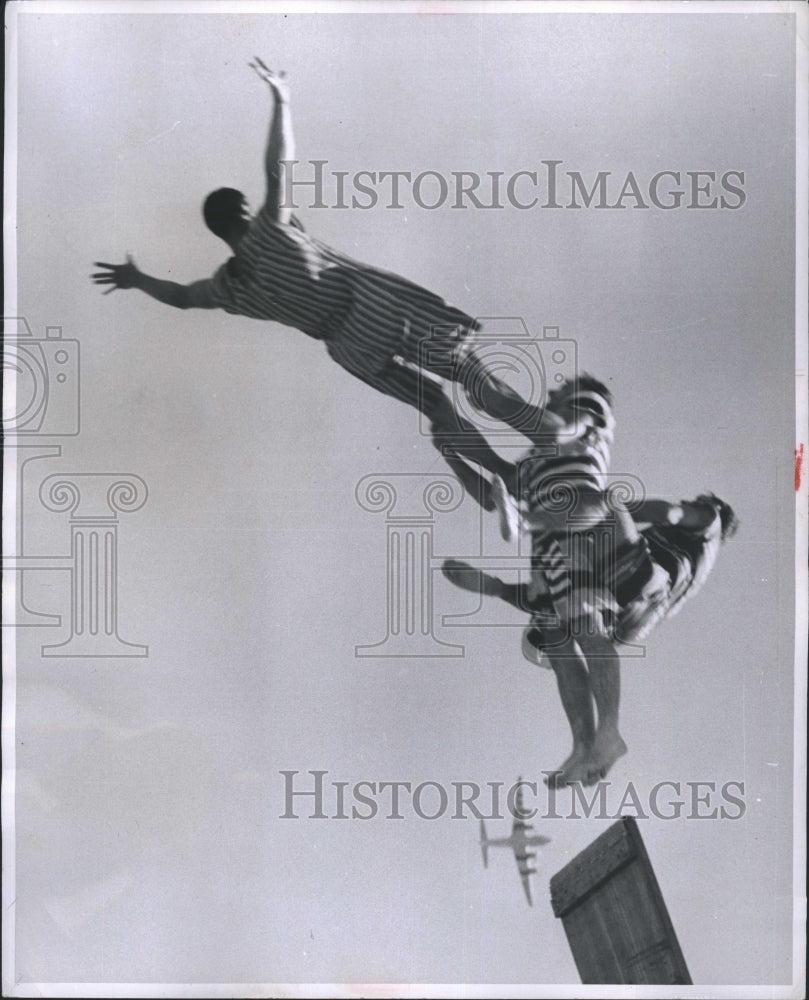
519,393,615,500
519,387,616,616
186,209,478,379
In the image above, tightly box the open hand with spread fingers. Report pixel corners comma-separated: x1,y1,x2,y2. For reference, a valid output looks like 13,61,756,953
249,57,290,103
92,255,140,294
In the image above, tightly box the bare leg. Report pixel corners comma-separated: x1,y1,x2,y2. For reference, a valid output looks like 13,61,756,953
570,498,634,780
372,362,517,492
544,636,598,787
578,633,627,782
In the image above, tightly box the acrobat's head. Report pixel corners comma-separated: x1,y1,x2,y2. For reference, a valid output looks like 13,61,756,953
546,373,613,423
203,188,252,248
693,492,739,541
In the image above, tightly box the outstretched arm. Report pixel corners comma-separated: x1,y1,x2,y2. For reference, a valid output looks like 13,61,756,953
92,256,215,310
632,498,717,533
521,495,706,543
249,58,295,225
630,499,684,527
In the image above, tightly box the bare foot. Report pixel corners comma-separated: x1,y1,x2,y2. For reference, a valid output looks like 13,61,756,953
589,729,628,782
442,559,503,597
544,746,595,788
491,474,519,542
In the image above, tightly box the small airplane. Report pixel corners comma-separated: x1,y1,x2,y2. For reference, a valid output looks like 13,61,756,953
479,780,551,906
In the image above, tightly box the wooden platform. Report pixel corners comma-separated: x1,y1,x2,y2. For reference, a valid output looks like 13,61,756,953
550,817,692,985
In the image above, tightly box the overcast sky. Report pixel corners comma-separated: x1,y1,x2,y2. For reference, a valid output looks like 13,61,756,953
5,4,802,993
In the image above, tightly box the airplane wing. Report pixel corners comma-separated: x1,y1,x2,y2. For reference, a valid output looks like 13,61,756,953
480,819,515,869
511,782,545,905
520,869,534,906
513,847,538,907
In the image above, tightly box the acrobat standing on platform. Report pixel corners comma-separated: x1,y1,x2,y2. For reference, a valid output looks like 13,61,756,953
92,59,537,485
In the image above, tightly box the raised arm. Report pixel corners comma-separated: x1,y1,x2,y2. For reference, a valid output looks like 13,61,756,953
249,58,295,225
92,256,215,310
629,499,684,526
630,498,719,535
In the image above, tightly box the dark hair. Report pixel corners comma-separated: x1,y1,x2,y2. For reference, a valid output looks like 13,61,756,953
203,188,246,240
695,492,739,541
548,373,614,410
576,373,613,407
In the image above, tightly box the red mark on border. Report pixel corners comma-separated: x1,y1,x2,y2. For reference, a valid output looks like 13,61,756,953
796,443,805,492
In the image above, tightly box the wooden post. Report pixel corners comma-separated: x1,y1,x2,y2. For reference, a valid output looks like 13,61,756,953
550,817,692,985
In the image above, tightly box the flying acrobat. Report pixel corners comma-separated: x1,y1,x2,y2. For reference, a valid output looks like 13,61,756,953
92,59,539,487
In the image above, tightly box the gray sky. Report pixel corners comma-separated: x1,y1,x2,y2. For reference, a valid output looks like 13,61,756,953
5,4,803,993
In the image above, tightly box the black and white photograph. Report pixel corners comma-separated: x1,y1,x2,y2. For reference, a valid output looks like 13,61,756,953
3,1,807,996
